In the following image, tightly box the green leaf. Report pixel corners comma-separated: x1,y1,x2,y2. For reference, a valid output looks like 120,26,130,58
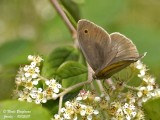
57,61,87,88
143,98,160,120
0,39,33,65
60,0,81,22
42,99,59,115
0,100,51,120
0,67,16,100
42,46,80,78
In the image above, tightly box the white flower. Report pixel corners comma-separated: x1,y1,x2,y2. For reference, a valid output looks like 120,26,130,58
131,112,137,117
123,103,129,108
76,97,82,101
142,97,148,102
54,114,60,119
93,110,99,115
140,70,146,76
154,89,160,96
42,98,47,103
25,72,31,78
24,65,29,71
129,104,135,110
46,79,61,94
35,99,41,104
65,101,72,108
61,108,66,113
53,87,59,93
56,84,62,89
32,79,39,85
105,95,110,101
117,108,123,116
28,55,34,61
52,93,58,99
135,60,143,69
126,114,131,120
31,62,36,67
38,88,43,92
63,113,71,119
143,75,155,85
45,80,50,85
137,91,143,97
134,60,148,78
28,55,43,63
147,85,153,91
27,97,32,102
78,90,89,100
94,97,101,102
32,73,38,78
80,110,86,116
87,115,92,120
73,116,77,120
35,67,40,73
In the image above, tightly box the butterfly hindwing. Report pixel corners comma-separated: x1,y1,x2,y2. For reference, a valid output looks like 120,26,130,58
109,32,139,65
95,60,134,79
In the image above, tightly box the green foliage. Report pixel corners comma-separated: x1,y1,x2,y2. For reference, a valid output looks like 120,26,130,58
0,1,160,120
80,0,127,26
42,99,59,115
0,39,33,65
60,0,81,22
41,47,87,114
42,46,81,78
0,100,51,120
0,39,34,100
0,67,16,100
57,61,87,88
143,98,160,120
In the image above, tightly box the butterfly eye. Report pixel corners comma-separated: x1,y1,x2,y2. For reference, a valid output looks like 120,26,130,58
84,29,88,33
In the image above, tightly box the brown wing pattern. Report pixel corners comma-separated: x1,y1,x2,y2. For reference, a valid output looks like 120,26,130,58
108,32,139,65
77,19,140,79
95,32,140,78
77,19,112,71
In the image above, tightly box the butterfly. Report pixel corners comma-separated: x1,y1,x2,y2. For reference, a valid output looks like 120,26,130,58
77,19,140,79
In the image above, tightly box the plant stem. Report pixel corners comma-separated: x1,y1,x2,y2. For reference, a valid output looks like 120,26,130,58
123,84,139,91
58,95,63,114
50,0,77,39
56,80,92,99
96,80,105,93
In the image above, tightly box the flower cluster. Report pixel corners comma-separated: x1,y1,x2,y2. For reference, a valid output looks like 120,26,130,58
15,55,62,104
15,55,42,87
53,90,145,120
109,102,143,120
14,55,160,120
134,60,160,104
53,90,100,120
108,92,145,120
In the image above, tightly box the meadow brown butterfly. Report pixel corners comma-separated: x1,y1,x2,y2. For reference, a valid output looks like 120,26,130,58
77,19,140,79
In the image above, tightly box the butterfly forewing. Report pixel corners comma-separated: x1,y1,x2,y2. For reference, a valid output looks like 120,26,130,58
77,19,112,71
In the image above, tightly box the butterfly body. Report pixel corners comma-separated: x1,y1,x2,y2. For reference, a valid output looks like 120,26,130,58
77,19,140,79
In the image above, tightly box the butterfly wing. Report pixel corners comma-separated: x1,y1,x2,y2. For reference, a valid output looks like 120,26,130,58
77,19,113,71
95,32,140,79
95,60,132,79
109,32,139,65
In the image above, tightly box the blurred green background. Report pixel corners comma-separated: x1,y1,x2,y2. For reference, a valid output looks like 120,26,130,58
0,0,160,100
